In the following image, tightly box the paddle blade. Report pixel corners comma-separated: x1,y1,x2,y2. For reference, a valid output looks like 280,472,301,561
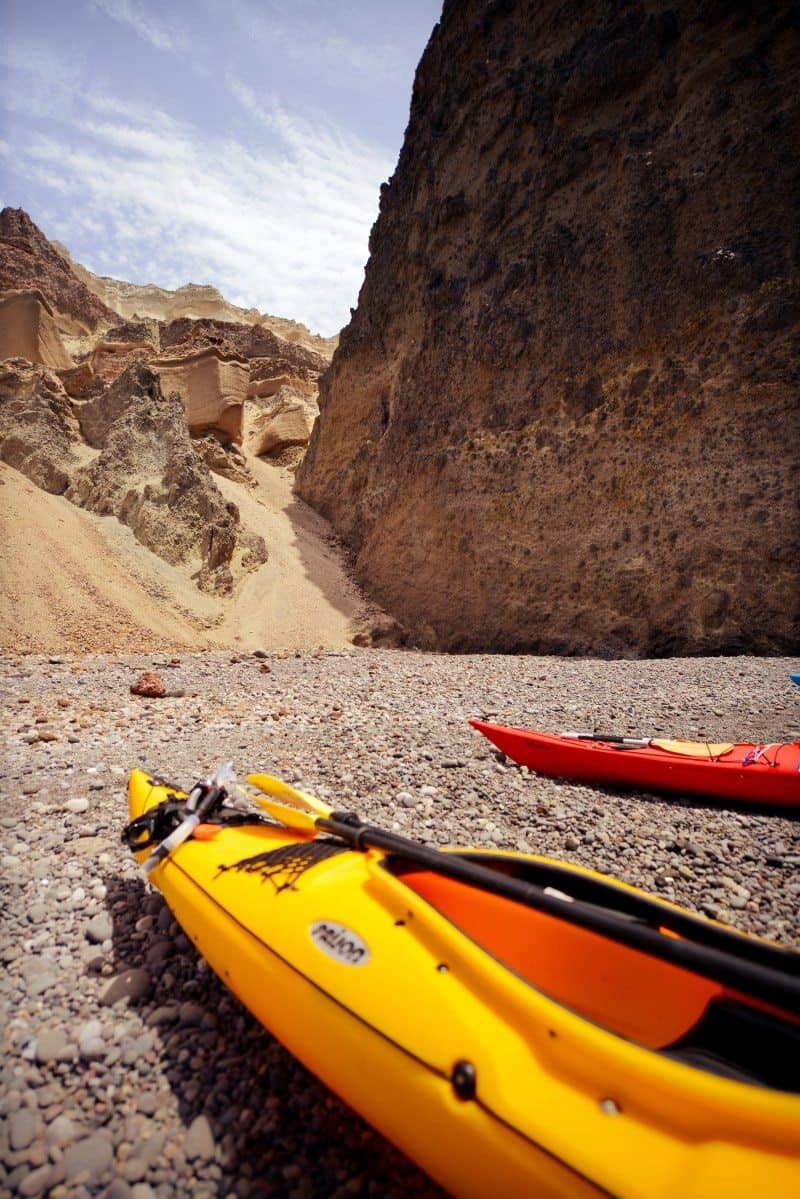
651,740,735,758
252,795,319,834
247,773,335,819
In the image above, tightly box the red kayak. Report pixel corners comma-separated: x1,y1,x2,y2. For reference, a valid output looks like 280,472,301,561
469,720,800,808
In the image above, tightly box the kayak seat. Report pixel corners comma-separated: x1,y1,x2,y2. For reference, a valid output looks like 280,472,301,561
661,996,800,1092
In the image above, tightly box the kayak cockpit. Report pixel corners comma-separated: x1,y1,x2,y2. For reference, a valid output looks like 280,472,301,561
388,857,800,1093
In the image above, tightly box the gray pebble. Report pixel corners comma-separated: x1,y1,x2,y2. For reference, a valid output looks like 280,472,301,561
143,1005,178,1029
131,1186,157,1199
9,1107,37,1150
106,1181,133,1199
79,1034,107,1061
18,1164,54,1197
34,1028,70,1063
121,1157,149,1182
100,968,152,1006
45,1114,79,1149
184,1114,215,1161
64,797,90,814
63,1132,114,1182
177,1001,206,1027
85,912,113,944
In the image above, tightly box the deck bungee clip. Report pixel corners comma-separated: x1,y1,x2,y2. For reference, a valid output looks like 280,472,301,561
122,763,268,874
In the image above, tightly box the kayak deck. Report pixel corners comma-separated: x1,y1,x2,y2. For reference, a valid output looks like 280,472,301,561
469,720,800,807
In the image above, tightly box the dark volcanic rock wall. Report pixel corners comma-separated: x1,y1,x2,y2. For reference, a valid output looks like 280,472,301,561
297,0,800,655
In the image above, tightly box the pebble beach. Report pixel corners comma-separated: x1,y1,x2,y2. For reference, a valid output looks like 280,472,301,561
1,649,798,1199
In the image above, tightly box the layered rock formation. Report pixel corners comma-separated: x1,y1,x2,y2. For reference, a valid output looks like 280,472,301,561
0,291,73,369
153,348,249,441
0,208,331,464
298,0,800,655
245,386,314,458
0,209,117,334
0,359,266,593
55,243,339,357
0,208,331,600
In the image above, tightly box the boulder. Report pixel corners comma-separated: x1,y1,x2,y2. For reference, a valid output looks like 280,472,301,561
0,290,73,370
246,386,313,457
130,671,166,698
193,432,254,486
153,347,248,441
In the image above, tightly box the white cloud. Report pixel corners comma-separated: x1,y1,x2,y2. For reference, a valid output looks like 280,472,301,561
12,87,390,334
0,15,403,335
223,0,408,86
88,0,176,52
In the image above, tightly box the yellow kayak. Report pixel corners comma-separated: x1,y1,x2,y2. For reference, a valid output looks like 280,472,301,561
125,767,800,1199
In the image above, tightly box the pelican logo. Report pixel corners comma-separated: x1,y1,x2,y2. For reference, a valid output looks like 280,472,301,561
310,921,370,966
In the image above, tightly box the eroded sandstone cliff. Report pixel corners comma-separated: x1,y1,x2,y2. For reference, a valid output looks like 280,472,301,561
0,359,266,593
0,209,117,333
54,243,339,357
297,0,800,655
0,209,330,468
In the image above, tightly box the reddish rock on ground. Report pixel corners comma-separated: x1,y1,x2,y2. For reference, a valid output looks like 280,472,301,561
130,671,167,698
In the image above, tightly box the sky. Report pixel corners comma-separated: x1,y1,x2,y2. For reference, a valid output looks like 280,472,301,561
0,0,442,335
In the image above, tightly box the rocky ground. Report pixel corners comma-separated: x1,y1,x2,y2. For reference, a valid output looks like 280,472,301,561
1,649,798,1199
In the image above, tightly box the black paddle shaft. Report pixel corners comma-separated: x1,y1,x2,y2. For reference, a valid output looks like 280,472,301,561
318,816,800,1014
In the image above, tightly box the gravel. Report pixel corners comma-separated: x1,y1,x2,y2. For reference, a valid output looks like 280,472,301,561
1,649,798,1198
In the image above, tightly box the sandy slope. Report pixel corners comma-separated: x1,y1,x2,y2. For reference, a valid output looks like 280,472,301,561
0,458,365,655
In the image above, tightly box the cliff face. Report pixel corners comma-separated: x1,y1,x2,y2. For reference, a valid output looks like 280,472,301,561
0,209,117,333
297,0,800,655
1,209,329,465
0,359,267,592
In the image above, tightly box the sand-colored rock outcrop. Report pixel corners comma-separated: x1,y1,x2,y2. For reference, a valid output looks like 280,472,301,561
2,211,325,460
245,386,313,458
153,348,249,442
298,0,800,655
68,362,266,593
0,359,83,493
55,244,339,357
0,356,267,593
160,317,328,375
0,291,73,370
